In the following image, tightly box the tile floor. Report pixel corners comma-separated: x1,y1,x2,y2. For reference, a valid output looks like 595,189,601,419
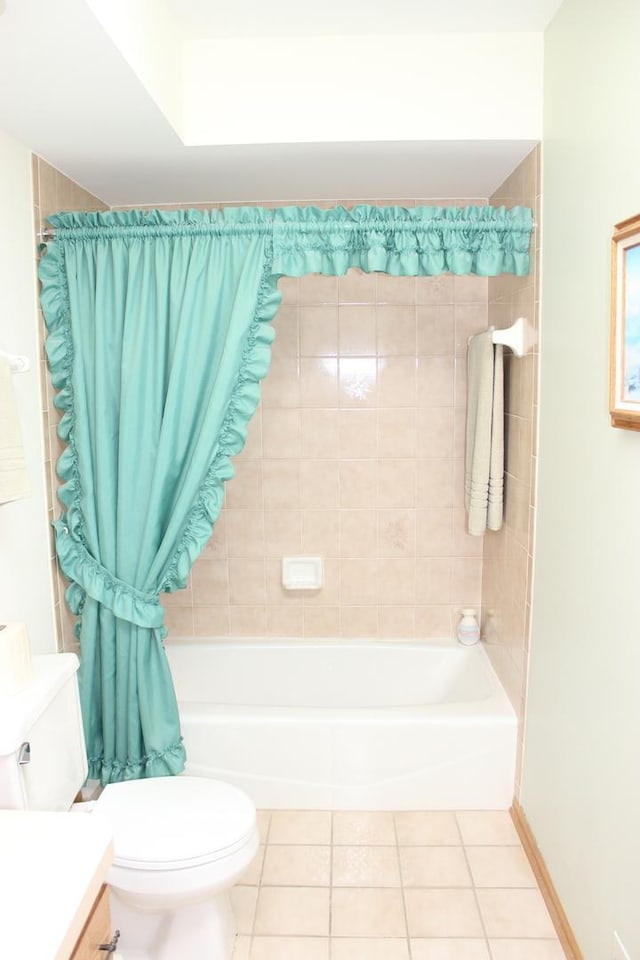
231,810,566,960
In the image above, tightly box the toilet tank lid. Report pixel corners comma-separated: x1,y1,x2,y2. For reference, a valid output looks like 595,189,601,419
94,776,256,869
0,654,79,757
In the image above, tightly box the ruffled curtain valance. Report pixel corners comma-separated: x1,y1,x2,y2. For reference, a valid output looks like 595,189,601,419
39,203,532,785
47,203,533,279
272,203,533,277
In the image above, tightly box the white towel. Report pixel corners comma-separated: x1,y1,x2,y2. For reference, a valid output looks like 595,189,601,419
0,356,29,504
464,331,504,536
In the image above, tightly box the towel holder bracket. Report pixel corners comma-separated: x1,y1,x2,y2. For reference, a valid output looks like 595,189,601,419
0,350,30,373
490,317,527,358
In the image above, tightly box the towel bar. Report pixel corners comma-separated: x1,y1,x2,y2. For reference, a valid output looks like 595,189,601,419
0,350,30,373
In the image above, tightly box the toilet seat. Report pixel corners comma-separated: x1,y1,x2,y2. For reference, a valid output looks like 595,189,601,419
94,776,256,871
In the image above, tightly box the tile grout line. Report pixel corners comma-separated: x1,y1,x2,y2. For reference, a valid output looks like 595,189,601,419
328,810,334,956
393,812,414,960
456,812,493,960
247,809,272,953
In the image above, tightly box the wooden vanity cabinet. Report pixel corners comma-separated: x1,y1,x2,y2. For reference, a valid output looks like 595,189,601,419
69,885,114,959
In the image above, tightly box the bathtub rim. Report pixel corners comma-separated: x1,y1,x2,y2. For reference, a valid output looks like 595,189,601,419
164,636,516,719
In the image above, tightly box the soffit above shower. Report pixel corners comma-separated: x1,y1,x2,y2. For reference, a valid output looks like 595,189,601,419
0,0,559,205
164,0,565,39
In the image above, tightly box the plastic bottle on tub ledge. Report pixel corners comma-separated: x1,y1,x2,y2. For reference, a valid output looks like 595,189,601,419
456,608,480,646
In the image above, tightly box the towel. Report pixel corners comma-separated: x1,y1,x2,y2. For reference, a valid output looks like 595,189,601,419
0,356,29,504
464,330,504,536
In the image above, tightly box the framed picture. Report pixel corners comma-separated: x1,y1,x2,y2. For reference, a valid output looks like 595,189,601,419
610,213,640,430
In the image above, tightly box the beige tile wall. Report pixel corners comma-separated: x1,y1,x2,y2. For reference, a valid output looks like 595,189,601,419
36,168,538,679
33,155,108,653
159,198,491,640
481,146,541,793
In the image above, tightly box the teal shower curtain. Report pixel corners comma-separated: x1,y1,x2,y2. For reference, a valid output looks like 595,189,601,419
39,204,532,784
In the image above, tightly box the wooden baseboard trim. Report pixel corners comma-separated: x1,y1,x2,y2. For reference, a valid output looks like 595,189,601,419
510,800,583,960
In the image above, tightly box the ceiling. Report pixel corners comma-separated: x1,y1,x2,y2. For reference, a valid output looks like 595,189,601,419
0,0,562,206
166,0,563,39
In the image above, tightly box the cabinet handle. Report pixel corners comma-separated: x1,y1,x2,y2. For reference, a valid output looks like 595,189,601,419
99,929,121,953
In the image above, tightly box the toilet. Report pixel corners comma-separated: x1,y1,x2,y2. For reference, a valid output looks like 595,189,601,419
0,653,258,960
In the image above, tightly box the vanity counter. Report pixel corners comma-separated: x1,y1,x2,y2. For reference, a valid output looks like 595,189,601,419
0,808,113,959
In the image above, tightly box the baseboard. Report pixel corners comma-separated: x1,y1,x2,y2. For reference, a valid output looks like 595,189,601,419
510,800,583,960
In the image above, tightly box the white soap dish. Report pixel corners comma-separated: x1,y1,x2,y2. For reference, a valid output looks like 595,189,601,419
282,556,323,590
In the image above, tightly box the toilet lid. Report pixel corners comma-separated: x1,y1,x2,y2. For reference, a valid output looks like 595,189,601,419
94,776,256,870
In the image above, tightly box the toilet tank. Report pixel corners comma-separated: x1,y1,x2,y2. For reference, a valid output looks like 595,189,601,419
0,654,88,810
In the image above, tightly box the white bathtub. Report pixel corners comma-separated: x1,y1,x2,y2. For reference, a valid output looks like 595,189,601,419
164,639,516,810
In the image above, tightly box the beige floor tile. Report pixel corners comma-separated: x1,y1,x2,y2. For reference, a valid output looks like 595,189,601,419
455,811,520,845
269,810,332,844
236,809,562,956
399,846,471,887
395,812,460,845
410,939,490,959
241,845,265,885
331,937,410,959
404,889,484,938
331,888,407,938
254,886,331,936
250,935,330,959
477,889,557,938
232,934,251,960
262,844,331,886
333,846,402,887
333,811,397,845
466,845,537,888
256,810,272,843
488,941,567,960
230,886,259,935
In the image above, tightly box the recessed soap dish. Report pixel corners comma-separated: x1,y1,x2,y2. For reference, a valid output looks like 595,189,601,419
282,556,323,590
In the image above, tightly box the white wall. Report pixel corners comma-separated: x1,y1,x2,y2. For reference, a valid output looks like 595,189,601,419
523,1,640,958
84,0,184,137
0,129,57,653
183,33,543,145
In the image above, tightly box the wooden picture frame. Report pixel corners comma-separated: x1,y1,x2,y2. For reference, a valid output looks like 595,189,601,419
610,213,640,430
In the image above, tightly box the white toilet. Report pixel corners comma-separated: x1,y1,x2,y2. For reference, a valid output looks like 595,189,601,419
0,653,258,960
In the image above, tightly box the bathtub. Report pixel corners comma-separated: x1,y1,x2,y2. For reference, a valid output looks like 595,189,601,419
164,639,516,810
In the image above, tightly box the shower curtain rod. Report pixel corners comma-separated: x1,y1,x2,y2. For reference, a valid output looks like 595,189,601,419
37,212,536,245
